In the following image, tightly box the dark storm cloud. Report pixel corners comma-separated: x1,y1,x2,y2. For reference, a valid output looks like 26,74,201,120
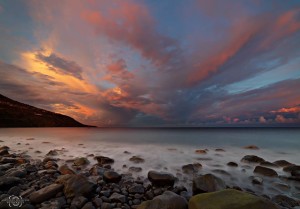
36,52,84,80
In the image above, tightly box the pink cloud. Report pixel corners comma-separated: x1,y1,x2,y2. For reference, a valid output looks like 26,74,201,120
259,116,267,123
104,59,134,83
81,1,178,67
259,8,300,50
187,22,261,86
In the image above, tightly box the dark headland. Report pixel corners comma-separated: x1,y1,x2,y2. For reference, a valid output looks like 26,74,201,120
0,94,92,128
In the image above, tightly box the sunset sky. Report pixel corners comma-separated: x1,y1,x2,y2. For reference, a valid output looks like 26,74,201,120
0,0,300,127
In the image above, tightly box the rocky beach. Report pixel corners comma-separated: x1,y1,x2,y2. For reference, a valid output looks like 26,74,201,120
0,137,300,209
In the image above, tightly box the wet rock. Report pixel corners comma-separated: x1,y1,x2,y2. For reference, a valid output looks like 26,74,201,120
271,195,299,208
254,166,278,177
129,166,142,173
251,176,263,185
227,162,238,167
20,188,35,198
129,156,145,164
89,165,106,176
124,151,131,154
0,146,9,155
94,156,114,165
58,164,75,175
43,157,58,163
46,150,59,156
273,160,293,167
40,197,66,209
110,192,126,203
137,191,188,209
101,202,112,209
195,150,207,154
243,145,259,150
128,184,144,194
44,160,58,169
5,168,27,178
71,196,88,208
7,186,22,196
260,161,278,168
192,174,226,195
103,171,122,183
82,202,96,209
0,163,13,172
215,148,225,152
182,163,202,174
92,197,103,207
189,189,280,209
0,157,27,164
25,164,37,173
283,165,300,173
73,157,90,166
148,170,176,187
145,190,154,200
292,170,300,177
241,155,265,163
272,182,290,191
56,174,96,198
29,183,63,204
0,176,21,190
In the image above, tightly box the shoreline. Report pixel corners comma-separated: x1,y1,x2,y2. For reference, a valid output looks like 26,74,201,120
0,140,300,209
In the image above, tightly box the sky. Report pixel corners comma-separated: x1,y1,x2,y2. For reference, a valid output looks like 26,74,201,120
0,0,300,127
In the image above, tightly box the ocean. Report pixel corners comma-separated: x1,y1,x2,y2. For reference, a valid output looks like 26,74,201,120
0,128,299,197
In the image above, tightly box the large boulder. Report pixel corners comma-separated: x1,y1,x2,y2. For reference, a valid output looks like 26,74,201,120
73,157,90,166
58,164,75,175
192,174,226,195
137,191,188,209
103,171,122,183
273,160,293,167
241,155,265,163
29,183,63,204
148,171,176,187
182,163,202,174
94,156,114,165
283,165,300,173
189,189,280,209
253,166,278,177
56,174,96,198
0,146,9,155
129,156,145,163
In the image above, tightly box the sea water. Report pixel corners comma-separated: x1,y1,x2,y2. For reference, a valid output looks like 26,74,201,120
0,128,300,197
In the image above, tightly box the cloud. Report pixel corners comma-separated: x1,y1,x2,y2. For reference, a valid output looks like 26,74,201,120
275,115,300,123
36,52,84,80
104,59,134,82
81,0,182,68
1,1,300,126
259,116,267,123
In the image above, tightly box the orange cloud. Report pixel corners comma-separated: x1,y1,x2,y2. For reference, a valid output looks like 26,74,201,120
271,106,300,114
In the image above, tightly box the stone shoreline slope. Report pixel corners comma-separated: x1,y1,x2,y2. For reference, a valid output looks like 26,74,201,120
0,94,92,127
0,145,300,209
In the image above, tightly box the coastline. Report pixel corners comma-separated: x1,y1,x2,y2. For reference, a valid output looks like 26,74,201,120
0,139,300,209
